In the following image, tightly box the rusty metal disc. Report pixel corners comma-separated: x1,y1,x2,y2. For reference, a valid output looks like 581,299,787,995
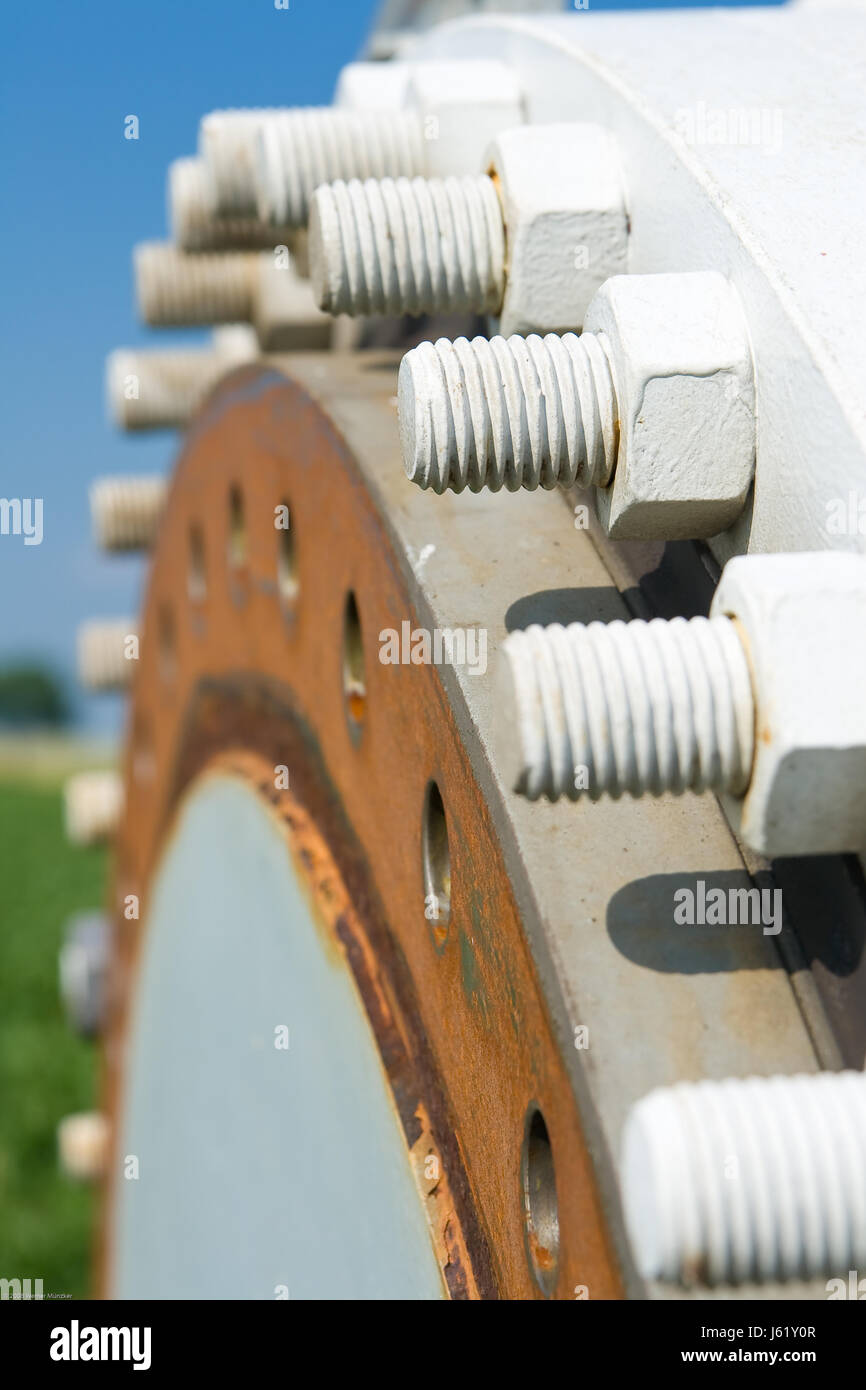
99,357,623,1300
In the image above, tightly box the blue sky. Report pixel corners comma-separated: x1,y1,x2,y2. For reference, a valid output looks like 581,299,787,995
0,0,380,731
0,0,783,731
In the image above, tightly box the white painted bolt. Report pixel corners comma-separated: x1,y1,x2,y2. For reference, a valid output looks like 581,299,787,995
256,108,425,227
58,1112,108,1182
498,553,866,857
399,333,618,493
622,1071,866,1285
310,175,505,318
495,616,755,803
90,475,167,550
221,61,525,226
398,273,757,538
310,124,629,333
199,108,284,218
134,242,260,326
106,325,258,430
59,912,109,1038
169,156,294,252
77,620,139,692
333,60,412,111
63,771,123,846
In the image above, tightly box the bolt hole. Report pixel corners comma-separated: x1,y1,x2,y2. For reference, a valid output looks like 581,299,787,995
276,499,298,605
521,1106,560,1298
188,522,206,601
342,591,366,739
422,780,451,947
228,485,246,569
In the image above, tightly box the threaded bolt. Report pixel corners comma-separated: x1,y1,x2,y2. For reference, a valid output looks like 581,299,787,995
199,108,283,218
77,621,138,692
622,1071,866,1285
59,912,109,1038
105,348,211,430
495,616,755,802
169,157,294,252
256,108,425,227
134,242,259,326
106,325,258,430
63,771,123,846
90,476,166,551
399,333,618,494
57,1112,108,1182
309,175,505,318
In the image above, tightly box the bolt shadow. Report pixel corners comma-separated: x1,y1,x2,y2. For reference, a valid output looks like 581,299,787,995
608,865,866,979
606,871,790,976
772,853,866,1067
505,586,625,630
609,864,866,1066
504,543,718,632
356,312,490,358
629,540,719,620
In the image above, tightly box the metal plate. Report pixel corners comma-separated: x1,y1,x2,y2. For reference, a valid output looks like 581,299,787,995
101,351,847,1299
111,770,446,1300
101,358,623,1300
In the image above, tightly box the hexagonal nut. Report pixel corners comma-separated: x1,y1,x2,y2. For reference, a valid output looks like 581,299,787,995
486,124,628,337
253,256,332,352
586,272,755,540
711,552,866,857
211,322,259,365
334,60,412,111
407,60,525,178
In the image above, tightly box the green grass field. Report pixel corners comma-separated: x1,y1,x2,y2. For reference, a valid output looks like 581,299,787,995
0,772,108,1298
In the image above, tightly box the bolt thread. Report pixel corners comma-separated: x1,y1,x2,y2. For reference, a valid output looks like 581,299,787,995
496,616,755,802
63,771,123,846
77,621,138,692
257,108,425,227
106,328,258,430
310,174,505,318
89,476,167,551
169,157,294,252
134,242,259,326
623,1072,866,1285
399,332,618,494
106,349,221,429
199,108,283,217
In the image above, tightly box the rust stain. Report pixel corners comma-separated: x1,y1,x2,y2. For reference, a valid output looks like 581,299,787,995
430,919,449,951
97,361,623,1301
345,684,367,726
529,1231,556,1274
459,928,491,1028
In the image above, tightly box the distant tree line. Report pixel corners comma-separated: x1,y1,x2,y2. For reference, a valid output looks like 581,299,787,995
0,664,69,727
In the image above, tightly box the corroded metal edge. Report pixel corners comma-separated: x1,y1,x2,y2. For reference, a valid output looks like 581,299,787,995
99,358,623,1300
